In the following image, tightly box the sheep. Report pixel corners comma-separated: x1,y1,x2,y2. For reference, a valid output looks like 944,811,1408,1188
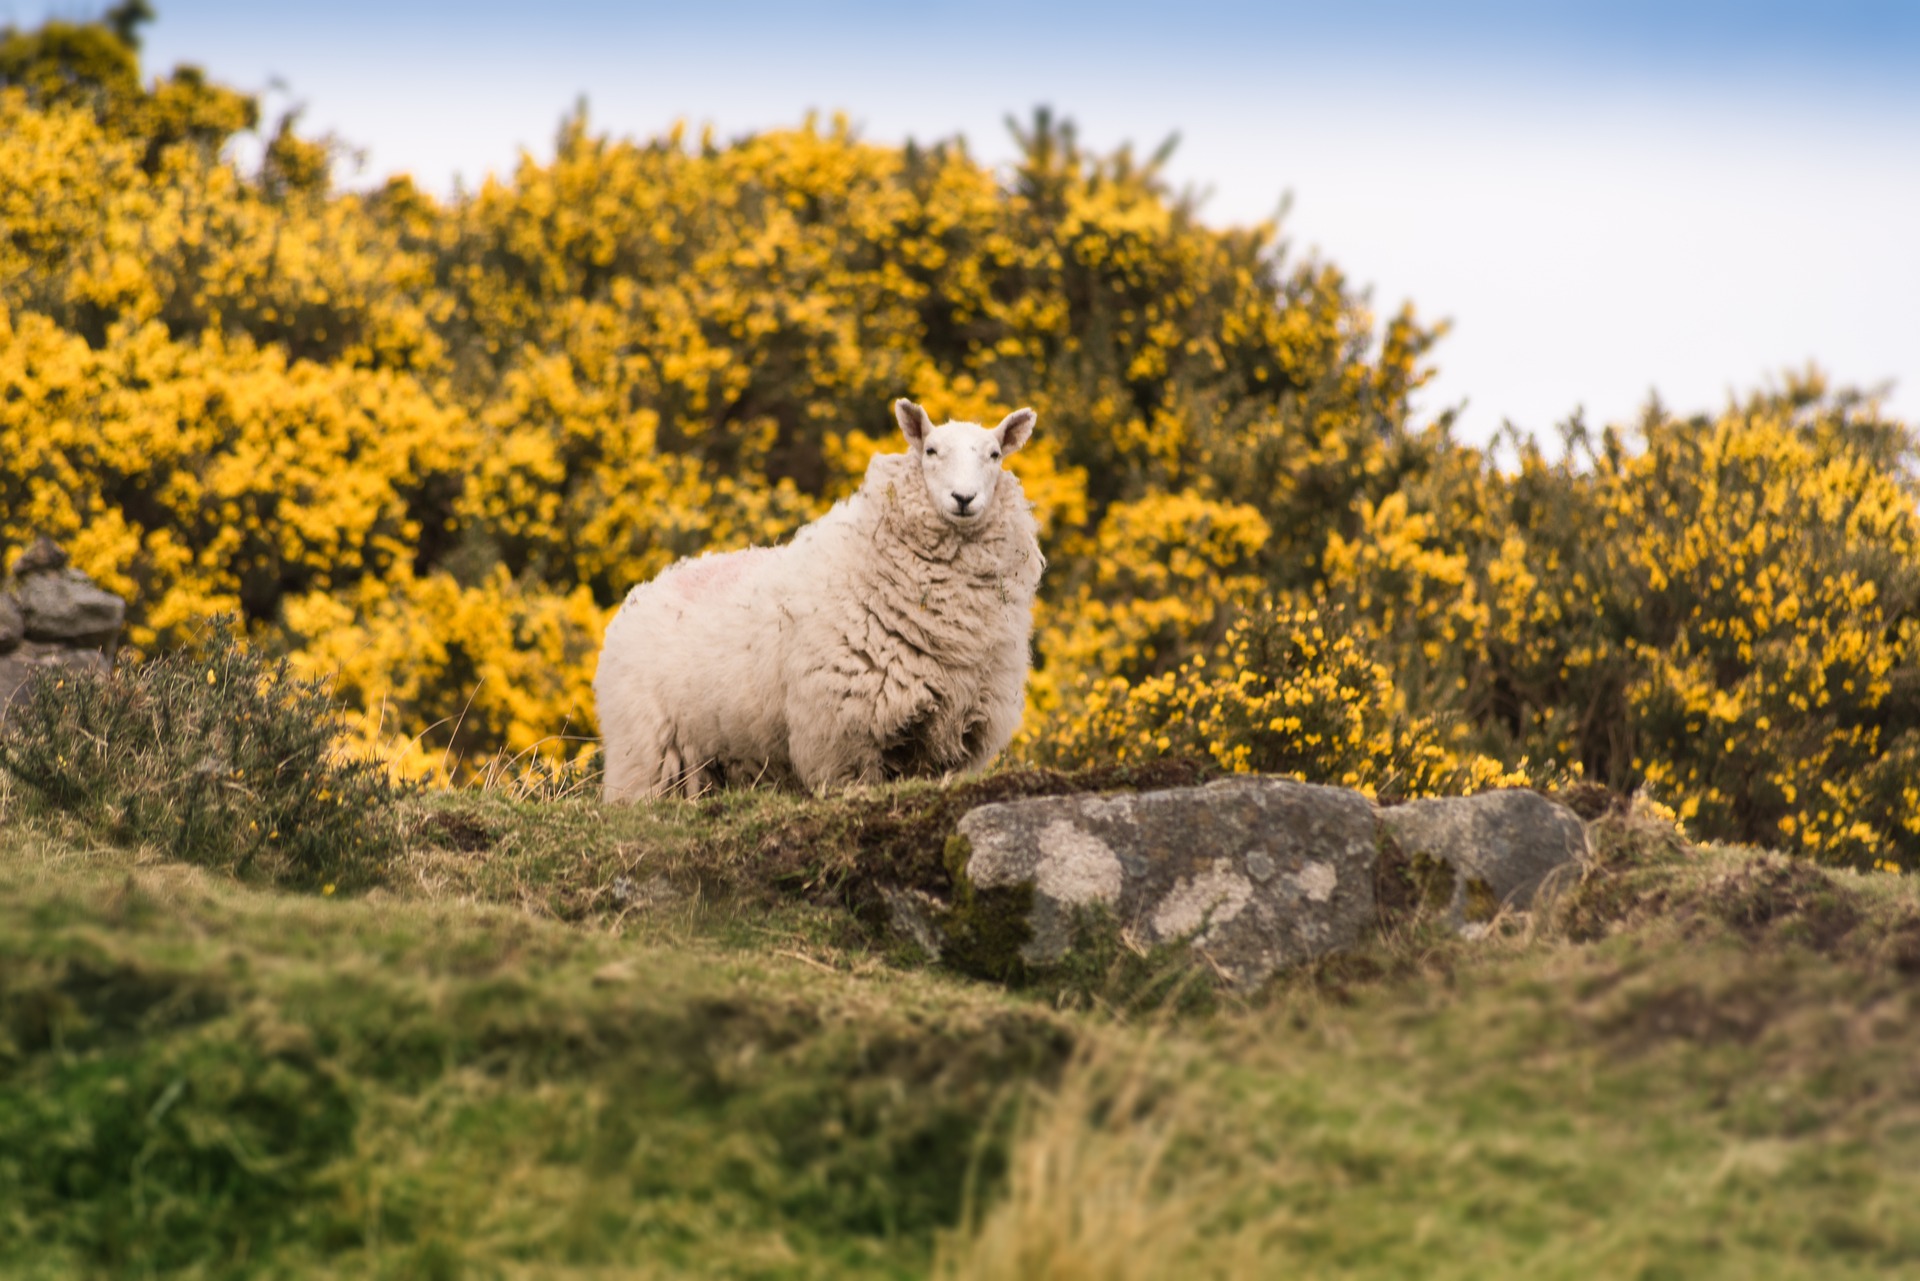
595,399,1045,801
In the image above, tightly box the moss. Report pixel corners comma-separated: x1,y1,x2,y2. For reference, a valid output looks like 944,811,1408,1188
1042,904,1219,1016
1372,826,1413,928
1462,876,1501,924
1407,851,1457,913
936,834,1037,983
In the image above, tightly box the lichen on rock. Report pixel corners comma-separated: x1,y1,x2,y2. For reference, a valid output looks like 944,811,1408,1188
954,777,1381,988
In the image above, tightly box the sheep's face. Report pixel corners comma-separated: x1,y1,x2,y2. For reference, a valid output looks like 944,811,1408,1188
893,400,1037,529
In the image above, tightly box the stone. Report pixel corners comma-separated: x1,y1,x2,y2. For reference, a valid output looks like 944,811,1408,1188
0,593,21,653
1377,789,1588,934
9,536,68,576
0,639,111,715
16,569,126,647
955,777,1381,988
882,885,949,960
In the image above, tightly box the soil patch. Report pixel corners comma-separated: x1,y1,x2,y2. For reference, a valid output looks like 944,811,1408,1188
417,808,498,852
1704,857,1860,954
1552,781,1631,822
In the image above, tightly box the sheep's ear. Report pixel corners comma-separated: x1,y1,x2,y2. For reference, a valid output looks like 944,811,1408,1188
894,399,933,448
994,408,1036,455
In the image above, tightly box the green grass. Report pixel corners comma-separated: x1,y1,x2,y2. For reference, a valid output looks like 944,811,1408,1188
5,771,1920,1279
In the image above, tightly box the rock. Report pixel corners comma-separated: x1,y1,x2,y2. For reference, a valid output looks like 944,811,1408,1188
882,885,950,960
1377,789,1588,934
0,537,128,719
9,537,69,577
16,569,125,647
0,593,21,653
886,779,1597,988
0,639,111,715
954,777,1381,988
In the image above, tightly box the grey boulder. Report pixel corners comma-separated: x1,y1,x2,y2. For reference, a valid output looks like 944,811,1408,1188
0,640,112,714
0,593,21,653
0,537,128,715
1378,788,1589,933
16,570,126,646
956,777,1381,989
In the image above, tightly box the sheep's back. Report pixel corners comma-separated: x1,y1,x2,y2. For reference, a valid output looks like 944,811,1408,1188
599,545,793,762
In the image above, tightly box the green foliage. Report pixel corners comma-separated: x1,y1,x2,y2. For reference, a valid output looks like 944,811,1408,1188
0,837,1076,1277
1044,904,1221,1018
0,620,404,889
0,970,357,1274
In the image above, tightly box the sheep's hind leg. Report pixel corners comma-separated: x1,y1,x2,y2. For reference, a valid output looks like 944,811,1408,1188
679,756,721,800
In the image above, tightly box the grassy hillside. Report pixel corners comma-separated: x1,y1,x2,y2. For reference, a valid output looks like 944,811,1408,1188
7,768,1920,1279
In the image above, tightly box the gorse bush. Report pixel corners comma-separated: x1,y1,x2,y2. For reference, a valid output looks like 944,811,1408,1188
1040,598,1525,800
0,620,403,888
5,13,1920,867
1315,379,1920,865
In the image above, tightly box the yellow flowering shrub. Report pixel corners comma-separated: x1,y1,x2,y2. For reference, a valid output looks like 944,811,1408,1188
0,309,466,647
2,16,1428,774
1025,491,1270,739
283,566,605,782
1038,598,1522,799
1326,378,1920,867
1323,489,1488,669
1611,395,1920,865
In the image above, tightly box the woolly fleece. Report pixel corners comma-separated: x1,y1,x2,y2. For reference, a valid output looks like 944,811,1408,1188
595,408,1044,800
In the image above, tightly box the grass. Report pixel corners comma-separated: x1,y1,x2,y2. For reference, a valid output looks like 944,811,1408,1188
5,757,1920,1278
0,786,1074,1278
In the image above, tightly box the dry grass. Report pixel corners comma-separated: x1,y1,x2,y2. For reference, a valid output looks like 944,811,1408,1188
935,1035,1267,1281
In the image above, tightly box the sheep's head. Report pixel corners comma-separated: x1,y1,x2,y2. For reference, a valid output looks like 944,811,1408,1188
893,399,1036,528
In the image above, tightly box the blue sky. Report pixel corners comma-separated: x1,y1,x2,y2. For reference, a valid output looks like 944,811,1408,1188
10,1,1919,444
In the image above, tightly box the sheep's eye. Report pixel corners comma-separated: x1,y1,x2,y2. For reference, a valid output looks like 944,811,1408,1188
926,446,938,456
990,450,1001,460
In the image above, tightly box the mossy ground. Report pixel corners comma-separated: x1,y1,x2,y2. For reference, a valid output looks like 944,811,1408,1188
6,774,1920,1278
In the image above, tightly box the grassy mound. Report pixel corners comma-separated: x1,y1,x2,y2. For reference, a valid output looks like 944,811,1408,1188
6,752,1920,1276
0,813,1074,1278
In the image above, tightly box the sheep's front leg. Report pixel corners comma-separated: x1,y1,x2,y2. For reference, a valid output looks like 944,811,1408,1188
787,705,879,793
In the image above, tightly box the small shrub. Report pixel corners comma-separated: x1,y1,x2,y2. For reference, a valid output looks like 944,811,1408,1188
0,620,403,889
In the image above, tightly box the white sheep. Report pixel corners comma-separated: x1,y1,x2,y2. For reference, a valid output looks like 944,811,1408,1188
595,399,1045,800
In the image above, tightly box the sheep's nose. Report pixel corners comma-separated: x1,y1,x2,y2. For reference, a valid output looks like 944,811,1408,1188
951,491,977,512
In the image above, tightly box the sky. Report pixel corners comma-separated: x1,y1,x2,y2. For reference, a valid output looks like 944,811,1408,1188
10,0,1919,445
